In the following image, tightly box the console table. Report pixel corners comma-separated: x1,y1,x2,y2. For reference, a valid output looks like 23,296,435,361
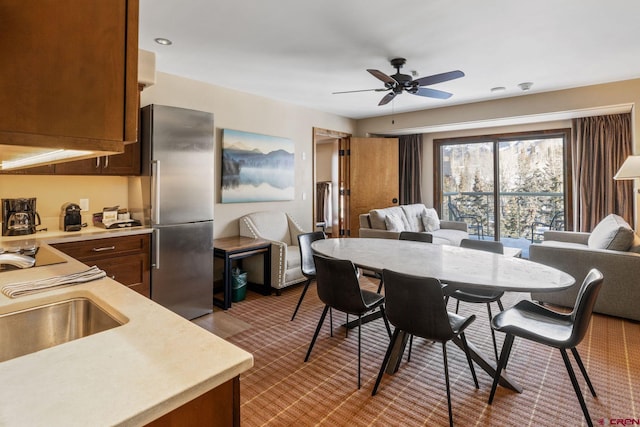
213,236,271,309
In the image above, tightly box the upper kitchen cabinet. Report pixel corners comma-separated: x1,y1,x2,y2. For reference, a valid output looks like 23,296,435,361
0,0,139,148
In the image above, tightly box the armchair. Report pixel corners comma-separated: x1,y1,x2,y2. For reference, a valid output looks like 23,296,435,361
239,211,307,294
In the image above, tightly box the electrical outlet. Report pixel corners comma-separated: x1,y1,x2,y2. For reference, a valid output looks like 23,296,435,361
79,199,89,212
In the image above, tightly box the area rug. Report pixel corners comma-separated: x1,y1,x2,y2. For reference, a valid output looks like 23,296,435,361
226,277,640,426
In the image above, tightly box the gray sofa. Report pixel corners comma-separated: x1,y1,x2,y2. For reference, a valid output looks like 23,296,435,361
358,203,468,245
530,214,640,322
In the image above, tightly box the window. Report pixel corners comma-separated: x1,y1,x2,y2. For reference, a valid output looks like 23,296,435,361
435,130,572,246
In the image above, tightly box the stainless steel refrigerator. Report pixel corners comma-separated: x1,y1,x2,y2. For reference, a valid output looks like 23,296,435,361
135,104,214,320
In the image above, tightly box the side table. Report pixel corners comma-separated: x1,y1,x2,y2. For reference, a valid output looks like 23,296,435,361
213,236,272,309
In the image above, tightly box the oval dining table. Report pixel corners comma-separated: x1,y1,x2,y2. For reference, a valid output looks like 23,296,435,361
311,237,576,393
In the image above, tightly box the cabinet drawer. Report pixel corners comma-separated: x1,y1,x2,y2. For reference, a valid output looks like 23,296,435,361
52,234,149,261
93,255,149,297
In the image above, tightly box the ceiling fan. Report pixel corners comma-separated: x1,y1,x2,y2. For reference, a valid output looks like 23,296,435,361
333,58,465,106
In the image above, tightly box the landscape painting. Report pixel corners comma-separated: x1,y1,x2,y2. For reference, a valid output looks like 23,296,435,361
221,129,295,203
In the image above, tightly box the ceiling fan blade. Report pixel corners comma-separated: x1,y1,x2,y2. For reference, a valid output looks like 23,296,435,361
413,70,465,87
378,92,396,106
413,87,453,99
367,69,397,85
332,88,388,94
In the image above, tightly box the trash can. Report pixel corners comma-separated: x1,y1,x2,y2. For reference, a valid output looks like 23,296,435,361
231,267,248,302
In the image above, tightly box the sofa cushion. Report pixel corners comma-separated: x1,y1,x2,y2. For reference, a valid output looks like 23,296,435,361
369,206,408,230
400,204,428,232
588,214,634,251
384,213,405,232
421,208,441,232
431,228,466,246
628,232,640,253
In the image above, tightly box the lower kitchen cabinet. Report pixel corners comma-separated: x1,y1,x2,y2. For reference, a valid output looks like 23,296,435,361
52,233,150,297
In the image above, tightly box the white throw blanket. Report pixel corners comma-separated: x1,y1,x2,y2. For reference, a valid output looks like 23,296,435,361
1,266,106,298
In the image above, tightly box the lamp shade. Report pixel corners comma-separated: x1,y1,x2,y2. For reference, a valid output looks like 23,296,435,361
614,155,640,180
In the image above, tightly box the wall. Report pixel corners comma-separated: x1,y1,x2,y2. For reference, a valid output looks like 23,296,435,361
356,78,640,226
0,175,128,231
141,72,356,237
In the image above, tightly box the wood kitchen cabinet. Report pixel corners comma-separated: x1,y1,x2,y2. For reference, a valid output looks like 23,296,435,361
52,234,150,297
0,0,139,149
53,141,141,176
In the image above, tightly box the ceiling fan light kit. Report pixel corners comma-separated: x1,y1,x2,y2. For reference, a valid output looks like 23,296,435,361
334,57,465,106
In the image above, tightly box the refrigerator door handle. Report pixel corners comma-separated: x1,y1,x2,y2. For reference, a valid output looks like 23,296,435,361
151,160,161,225
152,228,160,270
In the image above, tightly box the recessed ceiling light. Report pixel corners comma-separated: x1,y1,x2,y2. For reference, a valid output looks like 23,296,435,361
518,82,533,91
154,38,172,46
490,86,506,93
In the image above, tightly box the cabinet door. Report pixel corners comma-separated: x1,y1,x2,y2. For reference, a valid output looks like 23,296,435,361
0,0,139,143
53,158,102,175
93,254,150,297
102,142,141,175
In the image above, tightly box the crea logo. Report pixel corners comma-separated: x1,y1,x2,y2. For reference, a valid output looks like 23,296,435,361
598,419,640,426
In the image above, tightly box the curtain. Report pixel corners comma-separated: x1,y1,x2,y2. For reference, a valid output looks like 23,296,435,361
399,134,423,205
572,113,633,231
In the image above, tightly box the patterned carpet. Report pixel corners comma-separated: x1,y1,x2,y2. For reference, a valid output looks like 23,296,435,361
224,277,639,426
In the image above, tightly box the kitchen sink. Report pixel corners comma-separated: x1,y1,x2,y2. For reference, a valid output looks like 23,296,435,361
0,298,125,363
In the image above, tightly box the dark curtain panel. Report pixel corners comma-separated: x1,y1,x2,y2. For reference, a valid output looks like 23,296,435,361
571,113,633,231
399,134,423,205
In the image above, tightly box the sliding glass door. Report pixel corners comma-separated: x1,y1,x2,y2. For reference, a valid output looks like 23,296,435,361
436,130,571,245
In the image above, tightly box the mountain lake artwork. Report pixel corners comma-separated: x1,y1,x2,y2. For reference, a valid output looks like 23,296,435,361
221,129,295,202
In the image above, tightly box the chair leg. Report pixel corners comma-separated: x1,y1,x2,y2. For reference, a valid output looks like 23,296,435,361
455,299,460,314
488,333,515,404
486,303,499,362
460,332,479,389
376,277,384,294
497,298,504,311
357,315,362,389
442,343,454,427
570,347,597,397
372,328,400,396
305,305,329,362
290,279,311,321
379,305,392,339
407,335,414,362
560,348,593,427
329,308,333,337
345,314,349,338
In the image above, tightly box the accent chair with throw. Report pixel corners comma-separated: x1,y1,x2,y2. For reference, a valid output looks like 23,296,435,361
239,211,307,294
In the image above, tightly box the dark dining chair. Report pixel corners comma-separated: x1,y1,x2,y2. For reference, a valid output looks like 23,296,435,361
488,268,604,427
305,254,392,389
373,269,479,427
399,230,433,243
445,238,505,361
291,231,326,321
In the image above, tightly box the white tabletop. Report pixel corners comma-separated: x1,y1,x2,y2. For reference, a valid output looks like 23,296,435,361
312,238,575,293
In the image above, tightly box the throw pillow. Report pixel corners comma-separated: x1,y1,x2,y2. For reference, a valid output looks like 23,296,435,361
588,213,635,251
421,208,441,232
384,214,405,232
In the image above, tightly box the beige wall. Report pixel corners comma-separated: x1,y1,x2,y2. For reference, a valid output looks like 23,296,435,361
141,72,356,237
0,175,128,231
356,78,640,226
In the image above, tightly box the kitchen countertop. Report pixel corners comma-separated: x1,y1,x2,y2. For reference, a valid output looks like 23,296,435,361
0,224,153,247
0,239,253,426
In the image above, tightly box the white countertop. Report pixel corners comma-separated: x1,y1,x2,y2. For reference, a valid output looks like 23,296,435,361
0,224,153,247
0,240,253,426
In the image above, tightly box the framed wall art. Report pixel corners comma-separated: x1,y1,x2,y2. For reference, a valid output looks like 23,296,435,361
221,129,295,203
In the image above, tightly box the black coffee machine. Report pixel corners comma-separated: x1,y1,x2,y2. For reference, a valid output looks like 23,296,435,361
61,202,83,232
2,198,41,236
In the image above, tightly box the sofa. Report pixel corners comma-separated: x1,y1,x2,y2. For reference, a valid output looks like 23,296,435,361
530,214,640,322
358,203,468,245
239,211,307,294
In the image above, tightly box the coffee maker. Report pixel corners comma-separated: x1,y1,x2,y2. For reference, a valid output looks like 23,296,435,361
2,198,41,236
60,202,83,231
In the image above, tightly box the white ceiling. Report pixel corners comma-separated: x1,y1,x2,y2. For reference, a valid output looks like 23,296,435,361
139,0,640,120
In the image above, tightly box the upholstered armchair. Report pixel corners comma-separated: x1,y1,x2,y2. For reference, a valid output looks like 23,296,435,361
239,211,307,294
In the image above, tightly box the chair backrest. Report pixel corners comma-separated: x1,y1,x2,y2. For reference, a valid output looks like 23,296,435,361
447,202,461,221
298,231,326,277
241,211,294,244
399,231,433,243
568,268,604,347
460,238,504,254
313,254,368,315
382,268,455,342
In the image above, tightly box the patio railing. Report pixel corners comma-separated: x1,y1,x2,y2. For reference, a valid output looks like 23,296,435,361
443,191,564,241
